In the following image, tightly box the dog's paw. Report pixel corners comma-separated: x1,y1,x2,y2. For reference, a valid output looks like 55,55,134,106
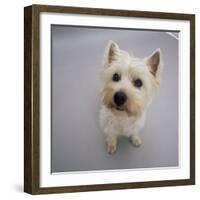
131,135,142,147
106,143,117,154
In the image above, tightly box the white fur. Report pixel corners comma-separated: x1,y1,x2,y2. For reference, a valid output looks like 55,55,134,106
99,105,145,138
99,41,162,154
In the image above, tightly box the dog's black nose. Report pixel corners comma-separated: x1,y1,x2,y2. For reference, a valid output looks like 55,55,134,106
114,91,127,106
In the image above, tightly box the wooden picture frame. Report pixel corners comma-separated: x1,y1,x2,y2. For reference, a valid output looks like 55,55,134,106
24,4,195,194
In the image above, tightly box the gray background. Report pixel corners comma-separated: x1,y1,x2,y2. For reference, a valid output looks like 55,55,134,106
51,25,179,173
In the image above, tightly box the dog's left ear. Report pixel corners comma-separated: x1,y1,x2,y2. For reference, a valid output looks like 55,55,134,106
103,40,120,68
145,49,161,78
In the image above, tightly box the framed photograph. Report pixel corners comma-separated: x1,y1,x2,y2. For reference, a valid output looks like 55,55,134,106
24,4,195,194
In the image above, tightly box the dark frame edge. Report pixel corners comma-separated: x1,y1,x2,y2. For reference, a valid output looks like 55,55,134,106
24,5,33,194
35,179,193,195
24,5,40,195
31,4,195,20
190,14,195,185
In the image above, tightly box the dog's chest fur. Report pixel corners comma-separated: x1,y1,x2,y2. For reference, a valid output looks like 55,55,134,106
99,105,145,137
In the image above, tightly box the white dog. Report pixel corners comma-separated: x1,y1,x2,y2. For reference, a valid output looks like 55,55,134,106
99,41,162,154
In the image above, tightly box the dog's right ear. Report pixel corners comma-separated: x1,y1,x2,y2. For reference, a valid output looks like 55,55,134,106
103,40,120,68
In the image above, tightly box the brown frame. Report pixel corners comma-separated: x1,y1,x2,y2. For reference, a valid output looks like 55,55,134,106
24,4,195,195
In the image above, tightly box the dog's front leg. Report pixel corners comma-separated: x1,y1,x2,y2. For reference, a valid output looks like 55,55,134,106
105,135,117,154
130,134,142,147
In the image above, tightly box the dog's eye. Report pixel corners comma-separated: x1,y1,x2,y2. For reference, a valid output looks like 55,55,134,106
112,73,121,82
134,79,143,88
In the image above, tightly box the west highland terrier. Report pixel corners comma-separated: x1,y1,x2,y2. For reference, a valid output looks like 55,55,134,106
99,41,162,154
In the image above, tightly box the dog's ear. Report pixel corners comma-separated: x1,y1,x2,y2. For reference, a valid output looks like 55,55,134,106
103,40,120,68
145,49,161,78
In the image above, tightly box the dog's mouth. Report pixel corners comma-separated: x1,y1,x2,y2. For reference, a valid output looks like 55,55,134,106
115,106,125,111
108,103,133,116
110,104,126,112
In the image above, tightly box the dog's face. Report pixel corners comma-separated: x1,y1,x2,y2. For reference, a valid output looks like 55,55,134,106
100,41,162,117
